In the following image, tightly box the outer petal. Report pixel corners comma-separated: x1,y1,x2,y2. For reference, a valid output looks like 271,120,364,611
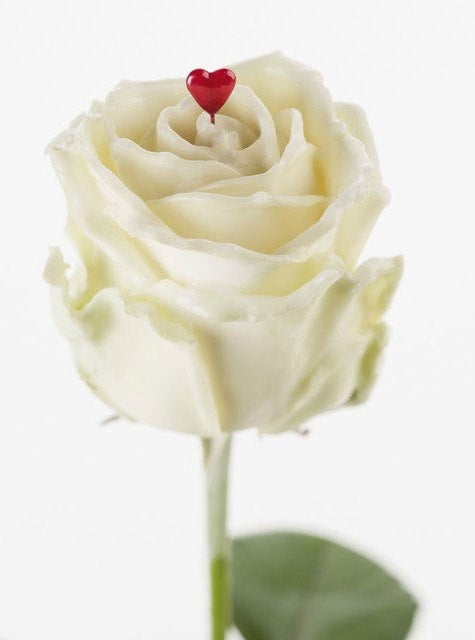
45,248,402,435
335,102,380,169
44,249,224,437
259,257,403,432
102,77,187,147
148,255,403,433
232,52,334,145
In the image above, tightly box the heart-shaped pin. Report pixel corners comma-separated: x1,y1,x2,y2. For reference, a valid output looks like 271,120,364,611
186,68,236,124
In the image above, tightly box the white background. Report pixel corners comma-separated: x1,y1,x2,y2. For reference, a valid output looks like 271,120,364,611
1,0,474,638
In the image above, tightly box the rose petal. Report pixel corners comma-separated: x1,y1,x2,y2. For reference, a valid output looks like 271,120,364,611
147,191,327,253
45,249,224,437
103,78,187,148
335,102,380,169
111,141,240,200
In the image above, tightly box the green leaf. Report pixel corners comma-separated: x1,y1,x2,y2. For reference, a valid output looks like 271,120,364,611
233,532,417,640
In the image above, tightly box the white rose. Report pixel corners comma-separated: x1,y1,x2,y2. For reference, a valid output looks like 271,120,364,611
45,52,402,437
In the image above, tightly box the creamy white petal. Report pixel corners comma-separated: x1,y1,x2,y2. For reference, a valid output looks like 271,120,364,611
335,102,380,169
111,142,240,201
103,78,187,149
147,192,327,254
45,249,224,437
259,257,403,432
232,52,334,146
279,114,389,267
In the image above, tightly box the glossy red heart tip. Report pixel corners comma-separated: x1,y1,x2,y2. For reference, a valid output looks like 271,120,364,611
186,68,236,124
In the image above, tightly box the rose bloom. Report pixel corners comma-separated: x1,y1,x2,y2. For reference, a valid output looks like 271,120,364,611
45,52,402,437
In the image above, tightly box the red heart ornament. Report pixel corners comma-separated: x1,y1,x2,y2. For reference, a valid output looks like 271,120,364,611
186,68,236,123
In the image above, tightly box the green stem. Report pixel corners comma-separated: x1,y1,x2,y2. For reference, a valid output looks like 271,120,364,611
202,434,232,640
